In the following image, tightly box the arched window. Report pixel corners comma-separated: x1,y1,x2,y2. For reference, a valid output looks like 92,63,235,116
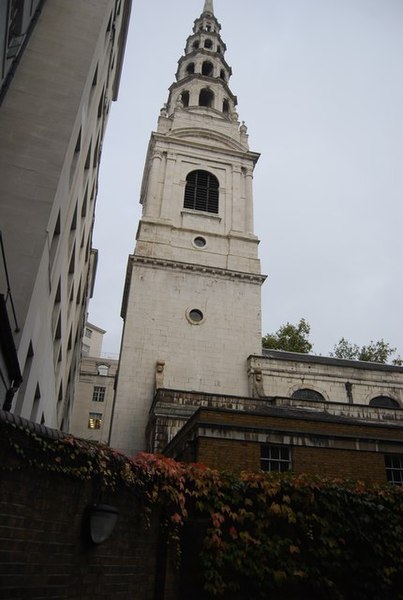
186,62,195,75
184,170,219,214
199,88,214,108
192,40,200,50
369,396,399,409
292,389,325,402
204,38,213,49
181,91,190,107
223,99,229,114
202,61,214,77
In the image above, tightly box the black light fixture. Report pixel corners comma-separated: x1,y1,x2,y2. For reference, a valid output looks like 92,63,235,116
88,503,118,544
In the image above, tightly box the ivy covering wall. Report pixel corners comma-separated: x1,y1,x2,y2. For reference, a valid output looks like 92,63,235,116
1,417,403,599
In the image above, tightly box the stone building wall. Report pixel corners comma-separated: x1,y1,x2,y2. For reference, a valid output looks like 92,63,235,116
249,351,403,406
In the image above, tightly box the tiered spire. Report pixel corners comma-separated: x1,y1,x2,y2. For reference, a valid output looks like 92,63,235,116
162,0,240,122
203,0,214,15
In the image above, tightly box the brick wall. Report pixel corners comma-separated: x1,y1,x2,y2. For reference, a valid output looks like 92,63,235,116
174,408,403,482
197,438,260,472
0,414,179,600
196,436,387,481
292,447,386,482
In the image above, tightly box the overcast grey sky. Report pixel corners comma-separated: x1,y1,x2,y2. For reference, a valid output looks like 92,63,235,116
90,0,403,359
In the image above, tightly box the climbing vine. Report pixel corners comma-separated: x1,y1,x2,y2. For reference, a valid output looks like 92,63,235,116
2,419,403,599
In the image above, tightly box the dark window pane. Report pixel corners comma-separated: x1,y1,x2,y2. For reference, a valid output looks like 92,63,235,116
292,389,325,402
184,170,219,214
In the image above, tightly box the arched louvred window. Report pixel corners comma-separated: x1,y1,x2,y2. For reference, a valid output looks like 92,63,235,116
369,396,400,409
199,88,214,108
202,61,214,77
291,389,325,402
186,62,195,75
184,170,219,214
181,91,190,107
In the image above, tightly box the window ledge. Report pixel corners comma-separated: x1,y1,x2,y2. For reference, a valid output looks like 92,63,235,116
181,209,221,222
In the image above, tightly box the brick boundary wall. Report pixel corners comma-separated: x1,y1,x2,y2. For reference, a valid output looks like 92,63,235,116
0,410,177,600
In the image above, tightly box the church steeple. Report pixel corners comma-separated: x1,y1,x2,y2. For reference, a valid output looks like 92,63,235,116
160,0,242,134
203,0,214,15
110,2,264,456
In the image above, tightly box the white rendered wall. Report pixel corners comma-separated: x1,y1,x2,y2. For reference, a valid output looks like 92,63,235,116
111,259,263,455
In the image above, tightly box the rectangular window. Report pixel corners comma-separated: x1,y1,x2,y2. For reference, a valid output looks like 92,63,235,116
260,444,291,473
92,386,106,402
85,327,92,338
385,455,403,485
88,412,102,429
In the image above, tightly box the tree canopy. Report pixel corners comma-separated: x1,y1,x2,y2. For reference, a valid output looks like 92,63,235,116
332,337,402,365
262,320,402,365
262,318,313,354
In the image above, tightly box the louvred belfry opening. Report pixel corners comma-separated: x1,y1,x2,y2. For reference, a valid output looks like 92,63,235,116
184,170,219,213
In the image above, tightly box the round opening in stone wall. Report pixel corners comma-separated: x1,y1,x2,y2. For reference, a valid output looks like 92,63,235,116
193,236,206,248
188,309,204,323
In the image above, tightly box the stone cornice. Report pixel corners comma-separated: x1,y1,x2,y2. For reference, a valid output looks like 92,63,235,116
150,131,260,162
129,255,267,285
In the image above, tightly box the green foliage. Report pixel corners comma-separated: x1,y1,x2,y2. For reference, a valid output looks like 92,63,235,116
332,337,403,365
262,318,313,353
199,474,403,599
2,420,403,599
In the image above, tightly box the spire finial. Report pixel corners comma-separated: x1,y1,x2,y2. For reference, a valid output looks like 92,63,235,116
203,0,214,14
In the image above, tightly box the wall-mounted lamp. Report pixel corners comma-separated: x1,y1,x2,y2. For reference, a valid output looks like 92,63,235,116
88,504,118,544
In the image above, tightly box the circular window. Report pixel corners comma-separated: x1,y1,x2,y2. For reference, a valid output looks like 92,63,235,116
193,236,206,248
188,309,204,323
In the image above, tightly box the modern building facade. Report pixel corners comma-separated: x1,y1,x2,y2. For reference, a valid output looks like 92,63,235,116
0,0,132,430
70,322,117,443
0,0,44,101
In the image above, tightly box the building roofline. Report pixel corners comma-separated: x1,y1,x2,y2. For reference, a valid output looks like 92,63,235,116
163,403,403,457
254,349,403,373
112,0,132,101
86,322,107,335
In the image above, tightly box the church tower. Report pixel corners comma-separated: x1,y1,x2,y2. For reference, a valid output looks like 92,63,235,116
110,0,265,455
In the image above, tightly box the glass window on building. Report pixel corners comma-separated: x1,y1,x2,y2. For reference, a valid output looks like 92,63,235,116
88,412,102,429
92,386,106,402
385,455,403,485
260,444,291,473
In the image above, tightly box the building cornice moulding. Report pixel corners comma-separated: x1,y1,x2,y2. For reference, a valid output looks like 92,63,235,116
129,254,266,284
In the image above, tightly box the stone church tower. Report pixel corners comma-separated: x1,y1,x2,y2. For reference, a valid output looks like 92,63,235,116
110,0,265,455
